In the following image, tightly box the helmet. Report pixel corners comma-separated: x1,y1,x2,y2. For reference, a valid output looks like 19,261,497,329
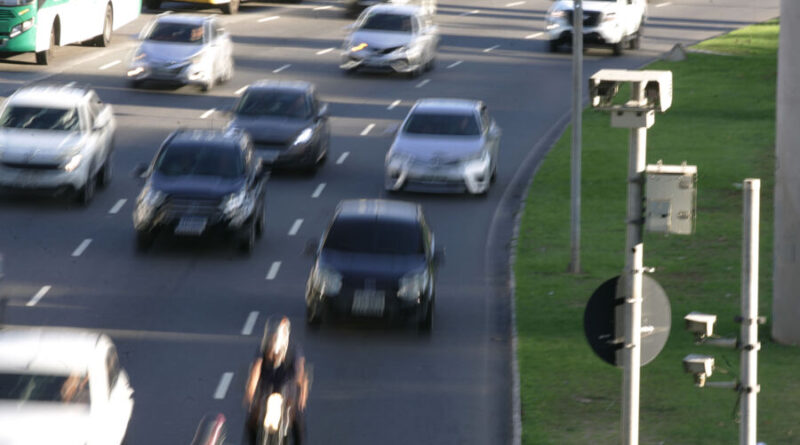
261,316,291,368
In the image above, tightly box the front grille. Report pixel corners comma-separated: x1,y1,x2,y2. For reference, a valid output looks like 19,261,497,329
254,142,287,152
376,46,401,55
161,196,223,218
0,10,15,19
565,10,602,27
2,161,60,170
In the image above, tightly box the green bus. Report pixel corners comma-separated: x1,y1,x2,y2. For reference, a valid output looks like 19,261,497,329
0,0,141,65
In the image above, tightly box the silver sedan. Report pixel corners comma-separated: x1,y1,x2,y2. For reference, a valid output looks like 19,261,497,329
340,4,439,77
385,99,501,195
126,14,234,92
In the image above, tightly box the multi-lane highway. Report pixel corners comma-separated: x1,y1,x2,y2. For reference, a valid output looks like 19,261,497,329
0,1,779,443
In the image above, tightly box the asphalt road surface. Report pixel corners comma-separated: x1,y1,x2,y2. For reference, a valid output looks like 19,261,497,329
0,1,779,443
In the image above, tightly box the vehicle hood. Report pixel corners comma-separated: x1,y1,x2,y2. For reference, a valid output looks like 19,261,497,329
228,116,309,145
320,250,424,285
0,130,83,164
137,41,203,64
390,134,485,163
150,174,245,198
552,1,617,13
346,30,413,51
0,402,90,445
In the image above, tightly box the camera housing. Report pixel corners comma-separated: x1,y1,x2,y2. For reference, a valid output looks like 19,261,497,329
684,311,717,339
683,354,714,386
589,69,673,112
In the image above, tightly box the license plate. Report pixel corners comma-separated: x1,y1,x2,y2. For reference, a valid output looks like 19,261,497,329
352,289,385,316
175,216,207,236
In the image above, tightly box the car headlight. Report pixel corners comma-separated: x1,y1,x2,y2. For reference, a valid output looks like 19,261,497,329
61,153,83,172
603,12,617,23
189,52,204,66
311,265,342,296
292,127,314,146
349,42,368,52
222,189,247,214
462,151,490,174
264,393,283,432
547,9,566,20
8,18,33,39
139,187,165,208
397,268,429,301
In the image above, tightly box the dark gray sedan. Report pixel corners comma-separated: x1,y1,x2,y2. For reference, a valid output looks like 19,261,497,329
226,81,330,172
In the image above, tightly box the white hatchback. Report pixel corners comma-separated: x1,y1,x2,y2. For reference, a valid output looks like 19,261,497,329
0,328,134,445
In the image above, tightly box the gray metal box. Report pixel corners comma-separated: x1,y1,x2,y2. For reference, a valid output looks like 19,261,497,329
645,163,697,235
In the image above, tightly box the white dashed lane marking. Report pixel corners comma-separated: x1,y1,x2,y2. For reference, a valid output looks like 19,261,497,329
98,60,120,70
72,239,92,257
483,45,500,53
311,183,326,198
505,1,524,6
26,285,52,307
387,100,401,110
235,86,248,95
336,152,349,164
313,5,331,10
446,61,462,69
360,123,375,136
200,108,215,119
415,79,430,88
109,199,127,214
525,32,542,39
258,16,280,22
213,373,234,399
288,219,303,236
241,311,259,335
266,262,281,280
316,47,335,55
459,9,479,16
655,2,671,7
273,64,291,73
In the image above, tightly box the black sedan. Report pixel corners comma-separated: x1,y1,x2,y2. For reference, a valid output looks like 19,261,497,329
226,80,330,173
132,129,268,253
305,199,440,331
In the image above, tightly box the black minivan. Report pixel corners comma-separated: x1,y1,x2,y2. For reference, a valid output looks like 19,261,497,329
305,199,441,331
132,129,268,253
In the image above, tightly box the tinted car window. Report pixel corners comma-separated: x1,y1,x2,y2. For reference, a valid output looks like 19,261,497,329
324,218,424,255
0,106,81,131
403,112,480,136
0,373,90,404
360,13,413,32
155,143,243,179
147,22,204,44
235,90,310,119
106,346,120,392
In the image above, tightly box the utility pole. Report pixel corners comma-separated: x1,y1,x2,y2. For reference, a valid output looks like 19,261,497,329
741,179,760,445
773,0,800,344
569,0,583,274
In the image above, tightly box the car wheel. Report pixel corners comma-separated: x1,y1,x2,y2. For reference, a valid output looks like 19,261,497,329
35,25,56,65
200,75,214,92
239,222,256,254
221,0,239,14
76,167,96,206
135,230,154,252
98,152,113,189
222,58,234,83
612,41,624,56
425,56,435,72
144,0,160,10
93,4,113,47
490,162,497,184
306,300,322,326
630,31,642,50
418,298,433,332
548,40,559,53
255,204,266,238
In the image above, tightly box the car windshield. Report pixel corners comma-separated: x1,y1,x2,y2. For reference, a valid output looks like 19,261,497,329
0,106,80,131
155,143,243,179
235,90,310,119
360,13,413,32
0,373,90,404
324,218,424,255
146,22,204,44
403,112,480,136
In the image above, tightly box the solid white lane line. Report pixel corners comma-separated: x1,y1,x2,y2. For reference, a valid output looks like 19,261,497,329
459,9,479,16
26,285,52,307
258,15,280,22
213,372,234,399
272,64,291,73
311,183,326,198
288,219,303,236
200,108,215,119
360,123,375,136
98,60,120,70
316,47,335,55
241,311,259,335
483,45,500,53
415,79,430,88
109,199,127,215
655,1,671,7
266,261,281,280
235,86,249,95
387,99,401,110
336,152,349,164
505,1,524,6
446,60,463,69
313,5,331,10
525,32,543,39
72,239,92,257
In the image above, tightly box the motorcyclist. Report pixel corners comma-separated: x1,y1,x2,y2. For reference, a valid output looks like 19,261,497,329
244,316,309,445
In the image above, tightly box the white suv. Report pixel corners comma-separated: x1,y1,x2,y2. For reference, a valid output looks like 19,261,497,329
0,328,135,445
0,84,116,204
545,0,647,55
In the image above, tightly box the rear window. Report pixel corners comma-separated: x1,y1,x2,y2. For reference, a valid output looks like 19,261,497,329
360,13,413,33
235,90,310,119
403,112,480,136
0,106,80,131
155,143,243,179
0,373,90,404
324,217,424,255
147,21,204,44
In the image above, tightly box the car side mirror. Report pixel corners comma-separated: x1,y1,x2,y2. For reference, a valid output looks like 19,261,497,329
304,238,319,257
132,163,149,179
317,103,329,120
93,108,112,130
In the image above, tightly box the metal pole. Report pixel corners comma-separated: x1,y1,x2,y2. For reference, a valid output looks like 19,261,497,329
741,179,760,445
622,82,646,445
569,0,583,273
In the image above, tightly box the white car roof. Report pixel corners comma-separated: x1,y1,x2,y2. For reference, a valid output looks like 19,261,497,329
157,13,211,25
364,3,423,16
0,328,106,375
412,98,481,114
6,84,90,109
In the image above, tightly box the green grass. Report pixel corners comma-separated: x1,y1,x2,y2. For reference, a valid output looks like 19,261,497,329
514,20,800,445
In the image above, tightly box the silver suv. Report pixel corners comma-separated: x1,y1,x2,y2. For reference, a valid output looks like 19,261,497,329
0,83,116,205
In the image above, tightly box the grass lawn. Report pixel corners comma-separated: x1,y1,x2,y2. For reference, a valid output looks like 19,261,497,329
514,19,800,444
